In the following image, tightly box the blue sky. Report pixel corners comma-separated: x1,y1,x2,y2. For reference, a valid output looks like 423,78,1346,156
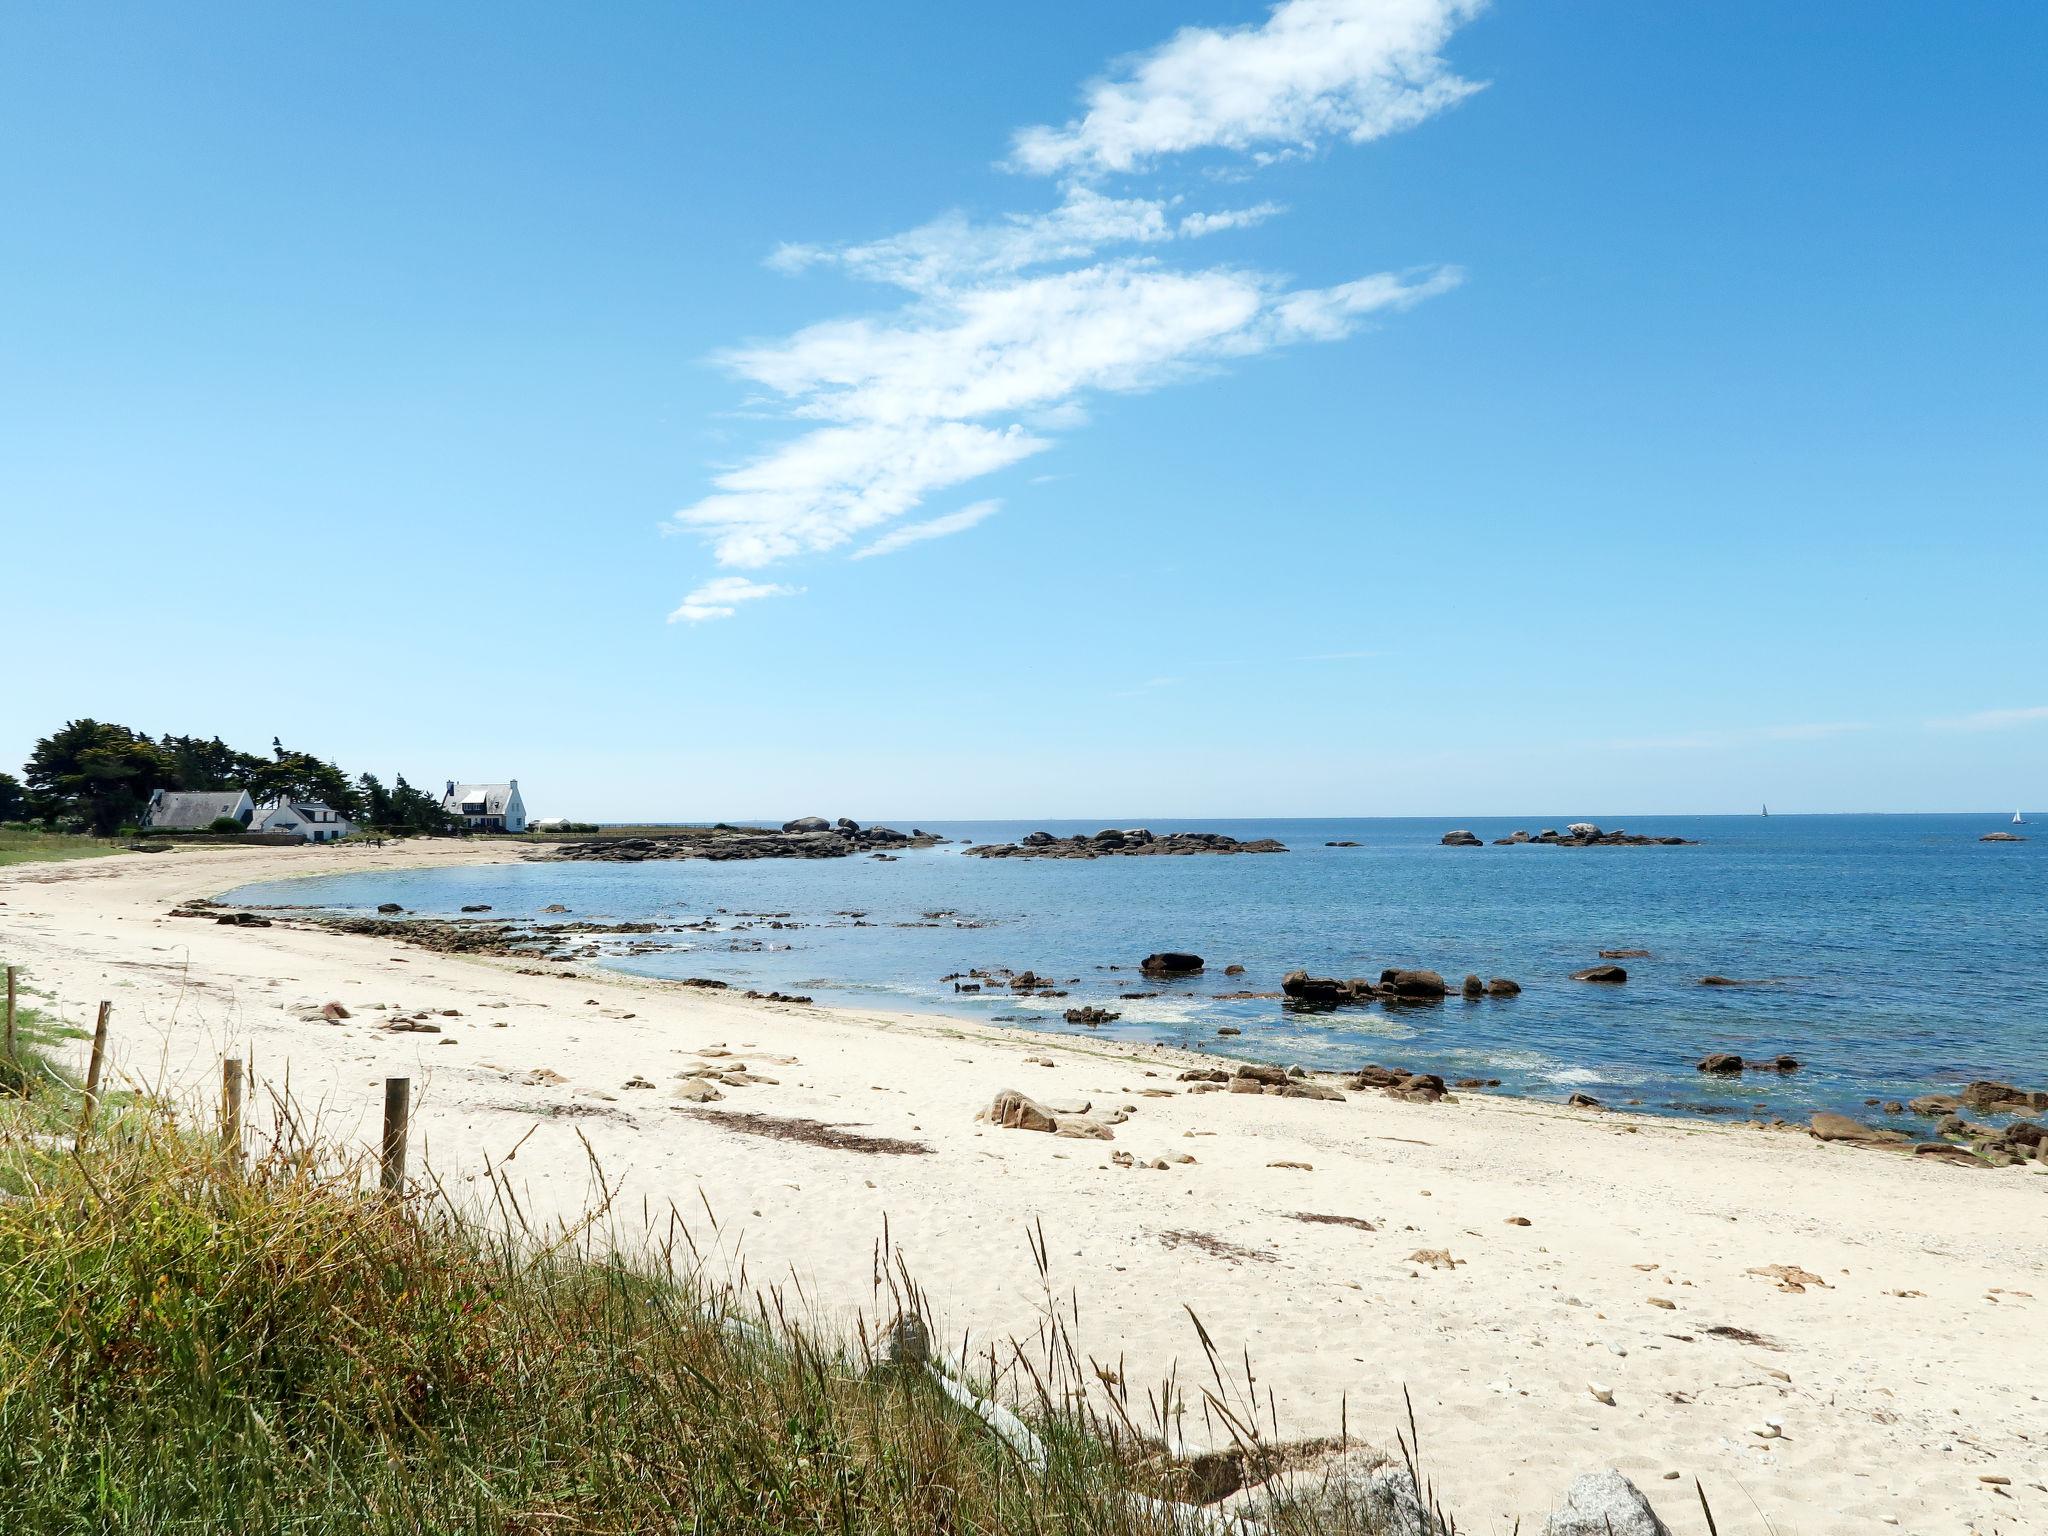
3,1,2043,819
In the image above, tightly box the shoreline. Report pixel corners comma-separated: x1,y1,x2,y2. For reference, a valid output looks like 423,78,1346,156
3,841,2043,1533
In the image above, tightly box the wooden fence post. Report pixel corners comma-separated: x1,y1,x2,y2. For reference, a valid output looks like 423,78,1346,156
380,1077,410,1193
77,1001,112,1140
4,964,17,1059
221,1057,245,1160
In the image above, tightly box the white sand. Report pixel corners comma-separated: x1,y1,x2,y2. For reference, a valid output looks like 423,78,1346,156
3,841,2042,1534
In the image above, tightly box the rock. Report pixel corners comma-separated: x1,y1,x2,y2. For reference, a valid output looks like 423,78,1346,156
1980,831,2025,842
1229,1455,1443,1533
1599,949,1651,959
1571,965,1628,984
1566,1092,1603,1108
1809,1111,1906,1145
1696,1053,1744,1075
1761,1054,1801,1072
1053,1117,1115,1140
1914,1141,1985,1163
1440,829,1483,847
1542,1469,1672,1536
1908,1094,1960,1117
1961,1080,2048,1114
671,1079,724,1103
1487,976,1521,996
1062,1006,1120,1026
880,1312,929,1369
981,1089,1059,1133
460,903,492,913
781,816,830,833
1379,968,1447,1000
1461,973,1484,998
1234,1063,1290,1086
540,903,571,913
376,902,403,914
319,1001,351,1023
1140,952,1204,976
964,831,1285,859
1282,969,1351,1004
1388,1072,1447,1103
1223,963,1246,975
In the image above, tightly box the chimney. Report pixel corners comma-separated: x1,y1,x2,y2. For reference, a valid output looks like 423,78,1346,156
446,780,455,798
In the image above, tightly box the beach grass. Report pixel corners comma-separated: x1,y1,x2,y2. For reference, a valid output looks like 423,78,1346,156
0,828,132,868
0,1019,1422,1535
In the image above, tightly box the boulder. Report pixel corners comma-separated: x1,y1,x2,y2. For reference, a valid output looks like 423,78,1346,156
1565,1092,1603,1108
1229,1455,1443,1534
1389,1072,1448,1103
1440,829,1483,847
981,1090,1058,1134
1571,965,1628,984
1380,968,1448,1000
1486,976,1522,996
1140,952,1204,976
1542,1469,1672,1536
1960,1080,2048,1115
1062,1006,1120,1026
1908,1094,1960,1117
1461,973,1484,998
1600,949,1651,959
1234,1063,1290,1087
1282,969,1348,1004
1980,831,2025,842
1810,1111,1905,1145
376,902,403,914
1696,1053,1744,1075
781,816,831,833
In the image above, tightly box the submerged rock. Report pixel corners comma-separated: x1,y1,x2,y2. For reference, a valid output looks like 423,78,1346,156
1571,965,1628,984
1140,952,1204,977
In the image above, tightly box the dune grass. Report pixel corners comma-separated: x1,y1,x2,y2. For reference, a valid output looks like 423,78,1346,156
0,828,133,868
0,1004,1426,1535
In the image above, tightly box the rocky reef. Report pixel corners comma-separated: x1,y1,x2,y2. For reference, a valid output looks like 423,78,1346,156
542,818,943,862
963,828,1286,859
1443,822,1695,847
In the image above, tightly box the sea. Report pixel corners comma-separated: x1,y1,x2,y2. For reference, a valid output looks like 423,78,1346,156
220,814,2046,1124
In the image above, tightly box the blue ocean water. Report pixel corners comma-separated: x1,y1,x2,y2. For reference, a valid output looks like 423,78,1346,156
221,814,2046,1122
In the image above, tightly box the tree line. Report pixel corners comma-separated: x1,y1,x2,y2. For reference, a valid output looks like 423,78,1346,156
0,720,457,837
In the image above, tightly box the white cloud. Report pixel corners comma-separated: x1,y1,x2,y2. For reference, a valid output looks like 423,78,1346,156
674,260,1455,567
1927,705,2048,732
666,0,1483,614
770,187,1285,295
667,576,802,625
850,499,1002,560
1010,0,1484,177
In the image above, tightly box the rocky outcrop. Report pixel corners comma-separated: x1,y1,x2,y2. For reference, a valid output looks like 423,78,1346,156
977,1089,1117,1140
1515,824,1695,847
1440,829,1483,847
1062,1006,1120,1026
1698,1052,1800,1074
545,822,942,863
1810,1111,1908,1145
963,828,1286,859
1961,1080,2048,1114
1346,1064,1450,1102
1571,965,1628,984
1980,831,2026,842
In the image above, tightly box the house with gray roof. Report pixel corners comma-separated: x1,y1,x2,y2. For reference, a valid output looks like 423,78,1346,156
141,788,254,832
252,798,354,842
442,780,527,833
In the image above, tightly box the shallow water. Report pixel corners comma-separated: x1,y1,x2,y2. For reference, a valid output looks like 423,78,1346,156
222,814,2046,1122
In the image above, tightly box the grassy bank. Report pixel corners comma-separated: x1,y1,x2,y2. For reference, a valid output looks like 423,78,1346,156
0,992,1422,1535
0,828,132,868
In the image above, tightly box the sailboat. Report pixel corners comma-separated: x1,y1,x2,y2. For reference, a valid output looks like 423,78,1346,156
1761,803,1769,818
2017,811,2028,825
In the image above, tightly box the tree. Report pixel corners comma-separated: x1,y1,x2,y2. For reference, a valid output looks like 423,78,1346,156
159,734,267,794
0,771,26,822
24,720,171,835
356,773,394,830
250,748,364,820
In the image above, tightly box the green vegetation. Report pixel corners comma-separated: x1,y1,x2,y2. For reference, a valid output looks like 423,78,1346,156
0,971,1420,1536
0,826,131,868
13,720,454,837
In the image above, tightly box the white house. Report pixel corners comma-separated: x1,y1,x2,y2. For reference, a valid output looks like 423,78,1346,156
141,788,254,831
442,780,527,833
252,799,354,843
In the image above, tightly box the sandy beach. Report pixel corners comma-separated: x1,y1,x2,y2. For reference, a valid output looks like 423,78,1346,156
2,841,2041,1534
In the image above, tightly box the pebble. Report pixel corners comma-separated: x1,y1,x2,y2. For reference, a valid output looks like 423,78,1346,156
1588,1382,1615,1405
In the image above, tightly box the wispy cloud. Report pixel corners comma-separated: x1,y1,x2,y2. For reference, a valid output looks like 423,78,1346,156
1009,0,1485,176
669,0,1483,614
1926,704,2048,732
850,499,1002,560
667,576,802,625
